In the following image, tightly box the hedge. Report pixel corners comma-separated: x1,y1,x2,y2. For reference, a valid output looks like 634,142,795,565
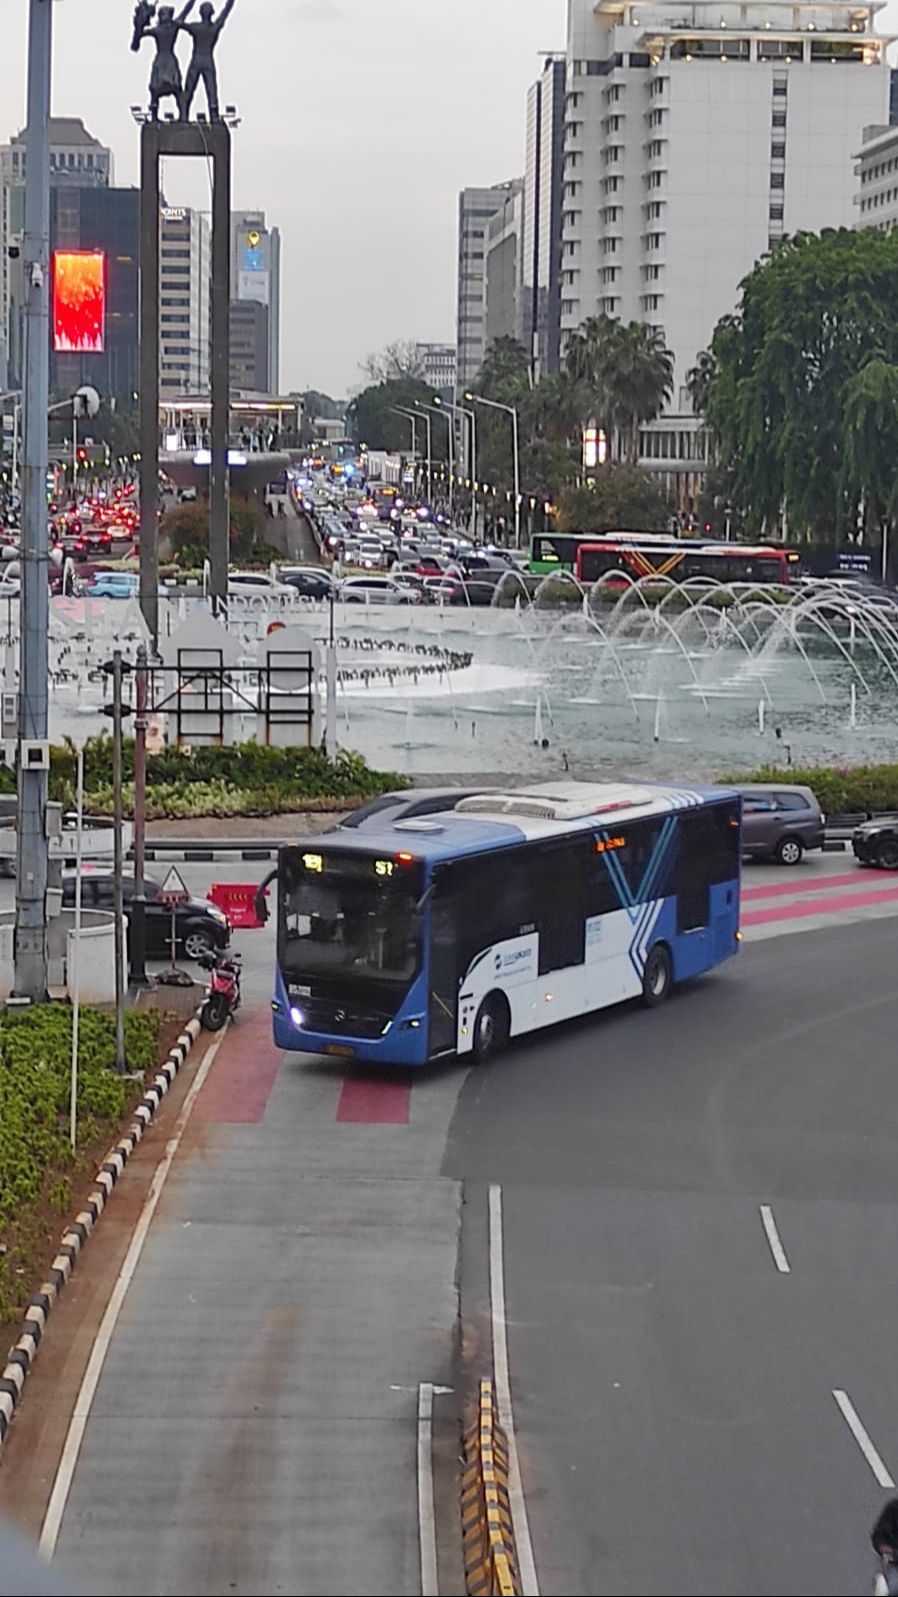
0,1005,160,1322
0,738,409,821
719,762,898,817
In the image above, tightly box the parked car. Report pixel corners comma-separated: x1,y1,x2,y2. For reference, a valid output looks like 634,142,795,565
736,783,825,865
278,567,335,600
335,786,497,830
228,571,296,598
852,817,898,870
338,575,420,605
60,872,231,961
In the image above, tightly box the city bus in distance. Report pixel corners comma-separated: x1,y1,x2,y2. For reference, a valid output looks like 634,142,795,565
575,537,800,587
270,781,742,1068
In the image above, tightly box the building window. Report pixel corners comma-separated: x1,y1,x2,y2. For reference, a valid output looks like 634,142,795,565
772,81,788,97
770,172,785,189
772,110,787,128
771,143,786,160
602,238,619,254
769,203,784,219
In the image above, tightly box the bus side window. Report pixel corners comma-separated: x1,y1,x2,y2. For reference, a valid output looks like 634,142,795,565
535,840,587,975
674,806,737,930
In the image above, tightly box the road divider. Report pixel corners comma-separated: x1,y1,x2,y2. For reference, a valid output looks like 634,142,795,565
461,1378,520,1597
0,1013,203,1453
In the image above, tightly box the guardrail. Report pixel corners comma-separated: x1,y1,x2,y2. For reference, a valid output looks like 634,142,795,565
461,1379,520,1597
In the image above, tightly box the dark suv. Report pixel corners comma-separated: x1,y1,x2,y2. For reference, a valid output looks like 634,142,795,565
853,818,898,870
736,784,825,865
61,873,231,960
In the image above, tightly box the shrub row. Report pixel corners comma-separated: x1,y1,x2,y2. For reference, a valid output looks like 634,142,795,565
0,739,408,820
0,1006,160,1322
719,762,898,817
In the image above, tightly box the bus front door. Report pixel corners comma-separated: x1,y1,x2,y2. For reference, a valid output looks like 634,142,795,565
428,893,458,1056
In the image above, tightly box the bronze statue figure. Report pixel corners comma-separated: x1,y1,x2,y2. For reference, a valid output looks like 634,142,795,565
180,0,237,122
133,1,196,120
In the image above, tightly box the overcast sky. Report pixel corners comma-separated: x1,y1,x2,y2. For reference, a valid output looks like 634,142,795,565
0,0,566,398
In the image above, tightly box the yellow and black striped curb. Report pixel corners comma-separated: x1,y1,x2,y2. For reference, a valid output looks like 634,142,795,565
0,1012,203,1451
461,1377,521,1597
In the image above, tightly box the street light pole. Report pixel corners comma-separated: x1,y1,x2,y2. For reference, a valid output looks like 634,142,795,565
466,392,522,549
392,407,421,498
14,0,53,1002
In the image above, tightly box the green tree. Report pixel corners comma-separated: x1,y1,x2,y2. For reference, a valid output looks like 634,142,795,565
472,336,531,403
703,227,898,542
360,341,425,385
345,378,446,458
564,316,673,463
556,465,671,533
685,348,717,418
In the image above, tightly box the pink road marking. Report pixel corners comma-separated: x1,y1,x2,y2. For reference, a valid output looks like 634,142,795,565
195,1007,284,1124
742,871,875,903
336,1077,411,1125
743,882,898,928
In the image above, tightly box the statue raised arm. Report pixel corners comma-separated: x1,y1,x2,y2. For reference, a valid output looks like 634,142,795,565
180,0,237,122
132,0,196,120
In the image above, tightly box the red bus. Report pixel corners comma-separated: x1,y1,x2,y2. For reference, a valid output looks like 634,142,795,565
574,537,800,588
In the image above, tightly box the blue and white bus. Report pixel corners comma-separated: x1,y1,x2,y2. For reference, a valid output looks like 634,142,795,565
270,782,742,1067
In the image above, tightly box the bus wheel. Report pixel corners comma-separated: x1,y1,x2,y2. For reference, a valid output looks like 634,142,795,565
642,943,673,1007
473,994,509,1063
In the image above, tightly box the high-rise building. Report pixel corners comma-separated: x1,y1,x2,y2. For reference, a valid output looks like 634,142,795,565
485,186,525,348
562,0,893,501
415,342,457,395
854,121,898,230
159,206,211,398
230,210,281,392
523,57,566,374
456,182,521,388
0,117,114,371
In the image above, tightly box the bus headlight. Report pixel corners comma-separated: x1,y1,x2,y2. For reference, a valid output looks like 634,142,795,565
290,1005,305,1027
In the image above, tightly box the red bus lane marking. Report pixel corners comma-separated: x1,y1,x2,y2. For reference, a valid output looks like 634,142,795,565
743,881,898,928
195,1007,284,1124
742,871,879,903
336,1077,411,1125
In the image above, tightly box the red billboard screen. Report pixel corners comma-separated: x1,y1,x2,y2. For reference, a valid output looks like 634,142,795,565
52,251,105,353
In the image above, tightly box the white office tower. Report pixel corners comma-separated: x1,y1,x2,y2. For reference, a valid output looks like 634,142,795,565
563,0,892,496
159,206,211,398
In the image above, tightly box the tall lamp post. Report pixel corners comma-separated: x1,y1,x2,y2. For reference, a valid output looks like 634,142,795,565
466,391,521,550
434,397,476,537
14,0,53,1002
415,402,454,523
397,406,431,503
392,406,429,502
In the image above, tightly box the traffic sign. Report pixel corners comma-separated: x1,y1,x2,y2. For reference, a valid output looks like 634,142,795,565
159,866,189,907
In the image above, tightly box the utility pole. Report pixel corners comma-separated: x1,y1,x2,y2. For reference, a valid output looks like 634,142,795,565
14,0,53,1003
110,652,126,1072
129,644,149,987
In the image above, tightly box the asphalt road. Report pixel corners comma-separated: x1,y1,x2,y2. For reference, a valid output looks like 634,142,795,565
444,918,898,1597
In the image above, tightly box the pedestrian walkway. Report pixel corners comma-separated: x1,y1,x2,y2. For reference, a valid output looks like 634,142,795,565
50,1011,463,1597
743,864,898,940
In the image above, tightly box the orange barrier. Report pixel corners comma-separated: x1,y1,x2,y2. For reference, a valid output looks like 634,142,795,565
208,883,269,930
461,1379,520,1597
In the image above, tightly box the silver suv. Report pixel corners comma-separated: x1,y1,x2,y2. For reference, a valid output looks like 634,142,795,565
736,783,825,865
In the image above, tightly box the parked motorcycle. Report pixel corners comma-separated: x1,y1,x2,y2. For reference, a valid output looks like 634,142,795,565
198,950,242,1031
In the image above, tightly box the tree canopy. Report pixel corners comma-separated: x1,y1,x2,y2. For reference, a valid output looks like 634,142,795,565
698,227,898,541
556,466,672,533
345,377,447,458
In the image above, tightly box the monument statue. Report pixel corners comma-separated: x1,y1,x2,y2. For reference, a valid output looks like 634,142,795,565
132,1,196,121
180,0,237,122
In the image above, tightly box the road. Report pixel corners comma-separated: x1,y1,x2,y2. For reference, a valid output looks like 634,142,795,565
446,916,898,1597
0,851,897,1595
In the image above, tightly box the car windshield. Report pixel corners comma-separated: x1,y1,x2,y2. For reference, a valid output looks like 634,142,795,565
279,847,423,995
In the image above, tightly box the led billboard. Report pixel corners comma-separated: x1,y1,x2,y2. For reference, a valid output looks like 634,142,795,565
52,251,105,353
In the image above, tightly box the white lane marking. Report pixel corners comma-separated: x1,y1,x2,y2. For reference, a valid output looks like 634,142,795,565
417,1382,439,1597
39,1029,227,1559
489,1184,539,1597
760,1205,791,1274
833,1390,896,1489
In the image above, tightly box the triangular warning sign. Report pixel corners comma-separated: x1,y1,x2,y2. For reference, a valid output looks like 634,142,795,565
159,865,190,905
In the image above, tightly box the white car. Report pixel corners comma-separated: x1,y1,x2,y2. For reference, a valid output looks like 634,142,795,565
228,571,296,598
339,576,420,605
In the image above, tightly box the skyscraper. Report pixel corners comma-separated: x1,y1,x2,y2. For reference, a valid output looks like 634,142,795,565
0,117,114,377
230,210,281,392
523,56,566,375
159,207,211,398
456,182,521,388
562,0,892,416
485,185,525,348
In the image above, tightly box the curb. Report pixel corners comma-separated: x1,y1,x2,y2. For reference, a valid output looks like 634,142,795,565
0,1013,203,1451
143,845,280,863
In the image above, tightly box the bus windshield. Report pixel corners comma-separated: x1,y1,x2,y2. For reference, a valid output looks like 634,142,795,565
279,846,423,996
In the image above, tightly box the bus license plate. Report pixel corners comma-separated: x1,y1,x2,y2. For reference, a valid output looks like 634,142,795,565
325,1044,355,1058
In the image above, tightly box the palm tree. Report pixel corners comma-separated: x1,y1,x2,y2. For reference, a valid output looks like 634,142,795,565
685,348,716,419
564,316,673,463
